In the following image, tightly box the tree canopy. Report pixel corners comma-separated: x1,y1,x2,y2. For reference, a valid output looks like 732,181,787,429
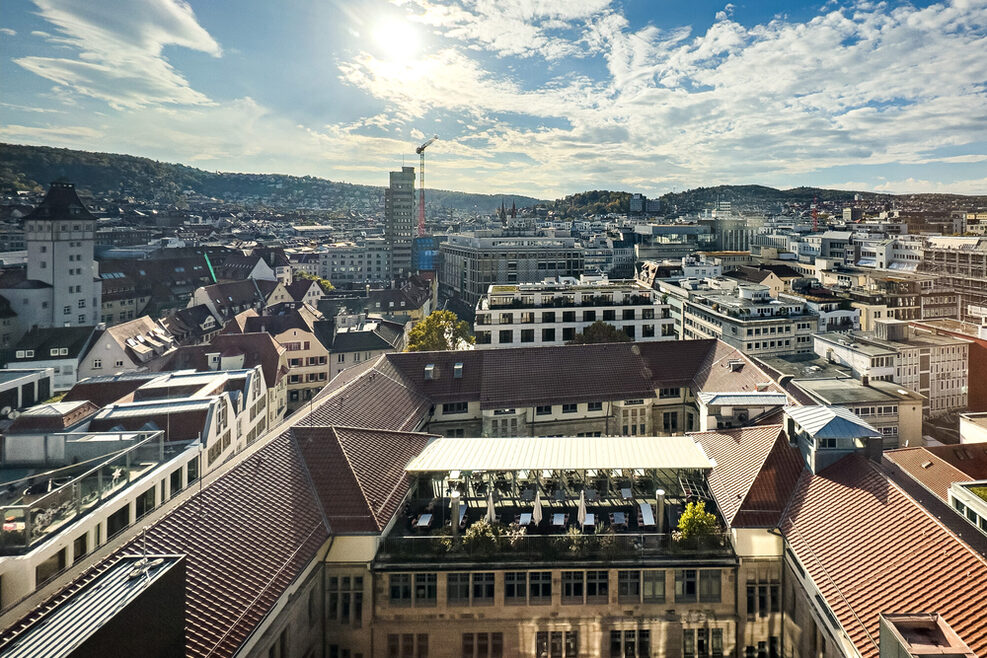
406,310,475,352
677,501,718,540
566,321,631,345
295,270,334,293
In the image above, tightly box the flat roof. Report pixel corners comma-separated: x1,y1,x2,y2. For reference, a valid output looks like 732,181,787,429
795,378,922,405
0,555,183,658
405,435,712,473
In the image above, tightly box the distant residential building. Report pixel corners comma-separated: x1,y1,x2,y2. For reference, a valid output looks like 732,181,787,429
814,320,970,417
224,302,330,410
77,316,177,381
190,278,291,324
780,284,860,332
658,277,818,357
5,325,98,391
385,166,416,278
474,276,674,348
329,315,405,380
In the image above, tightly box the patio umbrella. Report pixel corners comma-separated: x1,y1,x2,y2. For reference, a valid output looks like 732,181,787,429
532,489,543,525
577,489,587,526
486,489,496,523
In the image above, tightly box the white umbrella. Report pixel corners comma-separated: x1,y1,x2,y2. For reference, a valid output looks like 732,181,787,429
486,488,496,523
577,489,587,526
532,489,543,525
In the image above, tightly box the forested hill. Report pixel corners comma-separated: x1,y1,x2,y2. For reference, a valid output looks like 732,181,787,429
0,143,545,211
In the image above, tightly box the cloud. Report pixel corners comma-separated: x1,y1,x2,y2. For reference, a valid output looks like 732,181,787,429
0,27,16,36
15,0,219,108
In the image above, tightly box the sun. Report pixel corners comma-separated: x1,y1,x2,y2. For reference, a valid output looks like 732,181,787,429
371,19,421,60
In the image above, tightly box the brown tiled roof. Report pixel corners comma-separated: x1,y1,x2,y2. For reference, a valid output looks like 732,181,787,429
62,372,161,407
293,426,434,533
781,455,987,658
691,341,788,395
884,444,987,500
692,425,802,527
149,332,287,388
299,357,432,431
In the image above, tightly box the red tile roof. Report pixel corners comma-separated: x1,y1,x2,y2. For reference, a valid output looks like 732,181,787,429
781,455,987,658
885,444,987,500
693,425,802,527
293,426,434,533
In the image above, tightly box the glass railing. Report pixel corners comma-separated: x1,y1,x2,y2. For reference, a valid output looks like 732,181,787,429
0,432,191,554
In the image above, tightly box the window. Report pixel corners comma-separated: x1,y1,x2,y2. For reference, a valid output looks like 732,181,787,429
542,328,556,342
447,573,470,604
505,572,526,604
663,411,679,433
63,306,71,315
562,571,584,604
563,311,576,322
529,571,552,604
610,630,650,657
562,327,575,341
618,570,640,602
328,576,363,627
712,629,724,657
521,329,535,343
643,570,665,602
536,405,552,416
442,402,469,415
659,387,679,398
699,570,721,602
587,401,603,412
472,572,495,604
586,570,609,603
414,573,436,606
541,311,556,323
676,569,698,602
499,330,513,344
462,633,503,658
536,631,578,658
562,403,577,414
93,359,102,369
115,360,124,367
390,574,412,606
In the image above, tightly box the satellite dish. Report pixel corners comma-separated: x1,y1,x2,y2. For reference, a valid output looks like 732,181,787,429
0,407,11,417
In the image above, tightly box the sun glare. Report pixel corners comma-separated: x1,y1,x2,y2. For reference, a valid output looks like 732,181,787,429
372,19,420,60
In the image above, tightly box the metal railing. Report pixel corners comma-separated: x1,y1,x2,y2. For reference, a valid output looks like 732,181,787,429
378,530,732,564
0,432,193,554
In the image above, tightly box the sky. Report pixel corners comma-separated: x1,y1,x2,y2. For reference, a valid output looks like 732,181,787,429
0,0,986,199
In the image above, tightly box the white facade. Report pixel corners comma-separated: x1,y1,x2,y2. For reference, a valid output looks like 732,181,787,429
473,277,674,349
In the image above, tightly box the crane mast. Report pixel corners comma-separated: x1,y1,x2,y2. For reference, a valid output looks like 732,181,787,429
415,136,438,237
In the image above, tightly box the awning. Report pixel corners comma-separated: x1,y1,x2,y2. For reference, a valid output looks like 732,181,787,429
405,435,712,473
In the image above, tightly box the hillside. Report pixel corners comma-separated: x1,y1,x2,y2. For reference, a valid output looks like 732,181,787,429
0,143,545,212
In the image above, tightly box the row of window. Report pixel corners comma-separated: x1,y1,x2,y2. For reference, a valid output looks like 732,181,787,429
387,569,721,607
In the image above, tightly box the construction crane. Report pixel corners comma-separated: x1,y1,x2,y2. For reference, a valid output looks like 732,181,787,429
416,135,438,237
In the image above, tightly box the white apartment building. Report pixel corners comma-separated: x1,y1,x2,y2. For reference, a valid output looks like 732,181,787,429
659,277,818,358
814,320,970,417
473,276,674,348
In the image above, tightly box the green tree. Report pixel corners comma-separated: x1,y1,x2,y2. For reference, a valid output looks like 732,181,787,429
295,270,334,293
406,310,475,352
677,501,718,540
566,321,631,345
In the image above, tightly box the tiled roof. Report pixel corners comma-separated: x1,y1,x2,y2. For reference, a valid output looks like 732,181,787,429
781,455,987,658
884,444,987,500
293,426,434,533
692,425,802,527
690,341,788,395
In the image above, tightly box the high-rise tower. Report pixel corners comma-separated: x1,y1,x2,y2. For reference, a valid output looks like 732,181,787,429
385,166,415,278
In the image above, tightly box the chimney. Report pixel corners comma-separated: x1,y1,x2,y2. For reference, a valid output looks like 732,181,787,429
865,435,883,463
656,489,666,533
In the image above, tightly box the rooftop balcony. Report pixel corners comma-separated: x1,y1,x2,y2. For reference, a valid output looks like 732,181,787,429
481,293,657,312
0,432,194,555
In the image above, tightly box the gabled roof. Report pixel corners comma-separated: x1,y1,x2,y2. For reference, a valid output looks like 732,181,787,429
293,426,434,533
884,444,987,500
697,392,789,407
9,325,96,361
62,372,161,407
781,455,987,658
785,405,880,439
692,425,803,527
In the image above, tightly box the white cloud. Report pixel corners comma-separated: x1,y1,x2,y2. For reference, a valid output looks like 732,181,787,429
15,0,220,108
0,27,16,36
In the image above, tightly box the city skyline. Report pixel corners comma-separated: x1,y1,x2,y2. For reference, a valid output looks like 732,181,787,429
1,0,986,198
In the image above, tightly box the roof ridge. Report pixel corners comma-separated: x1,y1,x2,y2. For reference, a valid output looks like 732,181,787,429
331,426,411,530
733,429,790,518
